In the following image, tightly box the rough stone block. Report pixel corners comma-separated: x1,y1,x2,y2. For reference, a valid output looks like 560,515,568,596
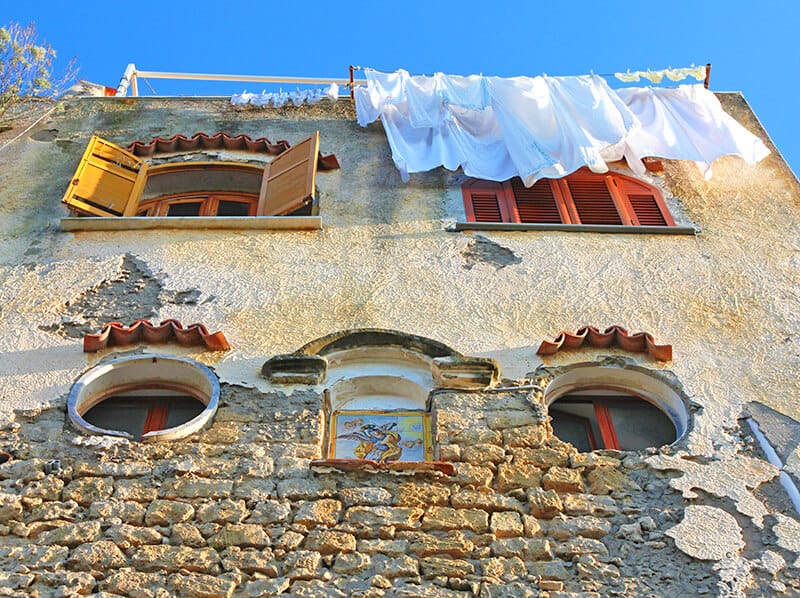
481,556,527,581
490,512,524,538
560,494,619,517
542,467,584,493
100,570,167,597
22,476,64,501
372,554,420,579
357,538,409,556
233,479,276,502
497,462,543,492
510,447,570,469
451,489,526,514
545,516,611,540
304,529,356,554
569,453,621,471
393,483,451,507
40,521,101,547
407,530,475,558
106,524,162,549
502,425,547,448
339,487,392,507
61,477,113,506
171,572,236,598
195,499,248,524
283,550,321,580
207,524,271,549
420,556,474,579
526,488,564,520
344,506,423,530
113,478,158,503
89,500,146,525
171,523,206,548
67,540,127,571
452,463,494,486
145,500,195,526
492,537,552,560
131,545,221,574
220,546,278,576
332,552,371,574
421,507,488,533
462,443,505,465
527,559,569,581
0,493,23,523
161,478,234,500
273,530,305,552
486,410,542,430
241,577,290,597
294,499,342,528
246,500,291,525
587,466,639,495
554,537,609,558
276,477,336,500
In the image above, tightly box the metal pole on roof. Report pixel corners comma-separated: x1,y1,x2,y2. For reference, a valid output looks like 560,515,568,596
116,63,137,97
704,63,711,89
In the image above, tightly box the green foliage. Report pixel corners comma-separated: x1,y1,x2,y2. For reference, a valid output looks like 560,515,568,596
0,21,77,121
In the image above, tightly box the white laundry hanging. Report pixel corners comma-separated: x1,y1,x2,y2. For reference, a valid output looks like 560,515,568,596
355,69,637,186
231,83,339,107
617,84,771,179
354,68,770,184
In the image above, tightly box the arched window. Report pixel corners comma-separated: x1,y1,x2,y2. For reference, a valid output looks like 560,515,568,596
462,169,675,227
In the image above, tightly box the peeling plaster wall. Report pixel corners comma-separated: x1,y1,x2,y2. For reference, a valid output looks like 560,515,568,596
0,94,799,596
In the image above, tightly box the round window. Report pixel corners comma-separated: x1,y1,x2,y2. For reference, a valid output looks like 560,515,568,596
543,363,690,452
68,355,220,442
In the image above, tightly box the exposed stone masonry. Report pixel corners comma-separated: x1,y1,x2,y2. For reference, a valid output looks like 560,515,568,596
0,383,796,597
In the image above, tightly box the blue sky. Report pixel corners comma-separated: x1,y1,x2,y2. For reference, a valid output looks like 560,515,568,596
5,1,798,176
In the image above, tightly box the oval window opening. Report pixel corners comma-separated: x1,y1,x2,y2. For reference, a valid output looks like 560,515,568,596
550,390,676,452
68,355,220,442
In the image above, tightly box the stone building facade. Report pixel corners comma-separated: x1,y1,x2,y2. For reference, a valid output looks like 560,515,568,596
0,90,798,597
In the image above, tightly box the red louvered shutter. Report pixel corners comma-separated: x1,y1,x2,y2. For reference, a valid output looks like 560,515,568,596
565,177,623,225
463,180,507,222
628,194,668,226
510,178,564,223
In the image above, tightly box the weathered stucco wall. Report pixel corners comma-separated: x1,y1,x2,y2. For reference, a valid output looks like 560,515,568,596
0,94,798,596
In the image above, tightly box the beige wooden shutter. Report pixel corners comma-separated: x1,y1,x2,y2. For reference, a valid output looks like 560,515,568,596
257,131,320,216
62,136,148,217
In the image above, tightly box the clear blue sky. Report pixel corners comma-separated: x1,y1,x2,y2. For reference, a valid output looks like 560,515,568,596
5,1,798,176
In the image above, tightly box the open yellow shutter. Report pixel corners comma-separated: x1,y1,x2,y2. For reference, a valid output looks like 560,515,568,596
62,135,148,217
257,131,319,216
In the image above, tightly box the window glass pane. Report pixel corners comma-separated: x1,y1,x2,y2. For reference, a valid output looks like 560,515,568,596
216,200,251,217
164,397,206,428
549,408,594,452
83,398,149,440
608,401,675,450
167,202,202,216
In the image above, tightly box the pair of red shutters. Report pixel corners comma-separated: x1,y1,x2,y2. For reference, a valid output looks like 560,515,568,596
462,170,675,227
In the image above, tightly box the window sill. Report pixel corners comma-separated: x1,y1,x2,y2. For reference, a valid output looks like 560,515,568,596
310,459,454,475
61,216,322,232
452,222,697,235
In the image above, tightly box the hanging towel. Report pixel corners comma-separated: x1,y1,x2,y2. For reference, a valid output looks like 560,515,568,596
618,84,771,179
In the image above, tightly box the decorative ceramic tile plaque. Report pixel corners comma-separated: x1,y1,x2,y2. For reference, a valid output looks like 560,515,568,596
330,411,432,463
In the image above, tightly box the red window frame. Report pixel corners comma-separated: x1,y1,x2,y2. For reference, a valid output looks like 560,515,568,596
462,169,675,227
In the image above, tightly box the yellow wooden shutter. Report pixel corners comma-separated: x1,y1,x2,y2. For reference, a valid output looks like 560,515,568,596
257,131,319,216
62,136,148,217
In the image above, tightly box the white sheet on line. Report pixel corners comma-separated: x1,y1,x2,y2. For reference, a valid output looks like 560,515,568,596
355,69,769,184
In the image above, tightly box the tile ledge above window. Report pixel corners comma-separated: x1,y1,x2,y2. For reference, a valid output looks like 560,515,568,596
451,222,698,235
61,215,322,232
310,458,455,475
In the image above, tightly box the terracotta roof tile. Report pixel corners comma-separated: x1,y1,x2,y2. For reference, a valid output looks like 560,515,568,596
537,325,672,361
83,319,230,352
126,132,340,170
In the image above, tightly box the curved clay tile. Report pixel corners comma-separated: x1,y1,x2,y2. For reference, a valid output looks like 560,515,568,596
536,325,672,361
126,132,340,170
84,319,230,352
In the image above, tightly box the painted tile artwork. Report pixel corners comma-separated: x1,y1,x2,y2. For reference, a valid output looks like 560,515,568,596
331,411,431,463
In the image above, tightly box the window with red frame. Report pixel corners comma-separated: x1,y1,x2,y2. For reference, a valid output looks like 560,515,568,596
549,392,676,451
462,169,675,227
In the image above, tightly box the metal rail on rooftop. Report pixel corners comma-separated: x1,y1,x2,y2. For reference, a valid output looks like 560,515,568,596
116,64,366,97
